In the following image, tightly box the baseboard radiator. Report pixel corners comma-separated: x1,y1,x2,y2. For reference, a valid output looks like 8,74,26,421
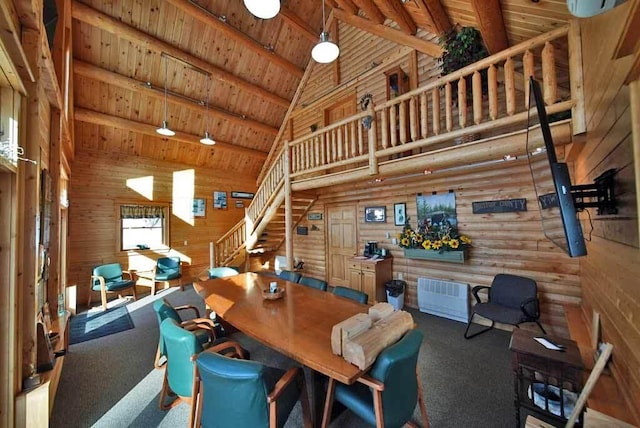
417,277,470,323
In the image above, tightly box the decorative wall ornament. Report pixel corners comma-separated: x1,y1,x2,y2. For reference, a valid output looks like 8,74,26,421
359,93,373,111
361,115,373,130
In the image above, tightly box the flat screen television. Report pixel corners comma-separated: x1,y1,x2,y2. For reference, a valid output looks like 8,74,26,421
527,77,587,257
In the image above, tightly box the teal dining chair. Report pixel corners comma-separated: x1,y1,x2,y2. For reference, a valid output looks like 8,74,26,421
321,329,429,428
332,285,368,304
207,266,239,278
278,270,302,283
89,263,138,310
299,276,328,291
193,349,311,428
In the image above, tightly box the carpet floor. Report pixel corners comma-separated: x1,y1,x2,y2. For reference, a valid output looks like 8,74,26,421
51,285,515,427
69,304,134,345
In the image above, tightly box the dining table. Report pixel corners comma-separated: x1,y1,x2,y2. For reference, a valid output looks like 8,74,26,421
193,272,368,426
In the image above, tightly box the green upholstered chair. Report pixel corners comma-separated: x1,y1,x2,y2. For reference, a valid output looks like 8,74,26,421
153,298,218,369
278,270,302,283
194,349,311,428
322,329,429,428
332,286,368,304
136,256,183,295
207,266,239,278
298,276,328,292
89,263,137,311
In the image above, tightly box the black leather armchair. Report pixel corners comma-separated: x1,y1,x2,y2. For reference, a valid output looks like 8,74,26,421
464,273,546,339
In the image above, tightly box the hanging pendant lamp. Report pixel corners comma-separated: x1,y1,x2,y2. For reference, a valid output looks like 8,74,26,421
312,0,339,64
200,75,215,145
244,0,280,19
156,55,175,137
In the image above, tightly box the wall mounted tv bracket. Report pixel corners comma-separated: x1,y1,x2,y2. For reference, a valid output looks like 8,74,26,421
571,168,618,215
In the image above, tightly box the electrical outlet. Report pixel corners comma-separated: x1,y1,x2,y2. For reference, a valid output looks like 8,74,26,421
184,240,188,246
385,232,390,239
398,272,403,280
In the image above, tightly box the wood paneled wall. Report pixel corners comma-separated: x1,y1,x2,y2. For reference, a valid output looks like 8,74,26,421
291,156,579,337
576,5,640,418
68,149,257,304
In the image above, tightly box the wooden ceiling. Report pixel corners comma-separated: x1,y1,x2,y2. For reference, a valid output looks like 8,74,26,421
71,0,573,178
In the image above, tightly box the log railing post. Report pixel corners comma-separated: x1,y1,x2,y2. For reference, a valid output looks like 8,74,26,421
458,77,467,128
367,102,378,175
505,57,516,116
523,50,535,108
568,19,586,135
284,141,293,270
542,41,557,105
488,64,498,120
445,83,453,132
432,87,440,135
472,71,482,125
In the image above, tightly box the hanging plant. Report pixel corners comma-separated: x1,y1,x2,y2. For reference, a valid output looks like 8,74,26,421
439,26,489,77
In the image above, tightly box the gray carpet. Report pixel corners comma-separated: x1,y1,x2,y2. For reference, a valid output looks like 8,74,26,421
51,285,514,427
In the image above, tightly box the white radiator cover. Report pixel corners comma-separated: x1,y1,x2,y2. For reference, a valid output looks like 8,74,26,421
418,277,470,323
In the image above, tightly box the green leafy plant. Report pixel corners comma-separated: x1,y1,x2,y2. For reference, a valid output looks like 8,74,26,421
439,26,489,77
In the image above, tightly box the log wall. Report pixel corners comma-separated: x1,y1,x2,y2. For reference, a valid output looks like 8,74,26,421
67,148,257,304
575,4,640,418
291,156,579,337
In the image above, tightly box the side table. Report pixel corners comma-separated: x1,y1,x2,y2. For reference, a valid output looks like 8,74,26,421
510,329,584,427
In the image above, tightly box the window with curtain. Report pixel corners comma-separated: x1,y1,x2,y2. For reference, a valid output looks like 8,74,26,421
120,204,168,251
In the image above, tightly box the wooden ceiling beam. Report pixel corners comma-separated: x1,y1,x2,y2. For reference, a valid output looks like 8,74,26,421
280,6,320,43
471,0,508,54
13,0,39,30
166,0,303,78
335,0,359,15
74,107,268,160
0,0,31,92
371,0,417,35
73,60,278,136
333,9,442,57
351,0,385,24
71,1,291,108
414,0,452,35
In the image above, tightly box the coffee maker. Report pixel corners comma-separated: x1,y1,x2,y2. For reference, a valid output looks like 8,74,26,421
364,241,378,257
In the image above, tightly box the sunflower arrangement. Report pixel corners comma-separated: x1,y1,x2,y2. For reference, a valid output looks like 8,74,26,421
397,217,471,252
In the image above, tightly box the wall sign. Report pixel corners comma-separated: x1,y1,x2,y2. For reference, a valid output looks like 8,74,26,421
472,198,527,214
296,226,308,235
231,191,254,199
308,212,323,221
538,193,558,209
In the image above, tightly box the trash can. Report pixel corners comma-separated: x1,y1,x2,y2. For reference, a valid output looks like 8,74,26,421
385,280,406,310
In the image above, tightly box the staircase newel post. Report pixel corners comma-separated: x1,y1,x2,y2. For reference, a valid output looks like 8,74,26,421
367,102,378,176
284,141,294,271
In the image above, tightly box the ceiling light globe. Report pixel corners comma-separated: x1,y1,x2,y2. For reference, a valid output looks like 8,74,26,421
312,32,340,64
200,132,216,145
156,121,175,137
244,0,280,19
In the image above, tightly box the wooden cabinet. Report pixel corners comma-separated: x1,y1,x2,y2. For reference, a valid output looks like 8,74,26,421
348,257,392,304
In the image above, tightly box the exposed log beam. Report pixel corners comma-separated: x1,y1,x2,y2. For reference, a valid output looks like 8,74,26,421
166,0,303,78
71,1,291,108
335,0,358,15
352,0,385,24
74,60,279,136
471,0,508,54
333,9,442,57
414,0,452,35
13,0,39,30
74,108,268,160
371,0,417,35
280,6,319,43
0,0,32,91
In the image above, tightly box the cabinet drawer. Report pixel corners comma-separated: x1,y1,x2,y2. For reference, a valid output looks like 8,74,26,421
361,263,376,272
349,262,361,270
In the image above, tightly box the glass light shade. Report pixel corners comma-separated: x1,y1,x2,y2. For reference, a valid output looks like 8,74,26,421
244,0,280,19
311,32,340,64
156,120,175,136
200,131,216,145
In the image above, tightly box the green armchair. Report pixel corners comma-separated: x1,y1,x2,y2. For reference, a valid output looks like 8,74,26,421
332,285,368,304
299,276,328,292
194,348,311,428
137,256,183,295
89,263,138,310
322,329,429,428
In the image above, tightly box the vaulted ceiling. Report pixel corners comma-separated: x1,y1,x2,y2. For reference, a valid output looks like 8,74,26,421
71,0,573,178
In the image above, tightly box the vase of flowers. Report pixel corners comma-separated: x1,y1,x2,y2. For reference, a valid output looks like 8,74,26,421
398,217,472,263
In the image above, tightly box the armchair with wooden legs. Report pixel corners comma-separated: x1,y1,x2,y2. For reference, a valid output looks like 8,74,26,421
89,263,138,311
322,329,429,428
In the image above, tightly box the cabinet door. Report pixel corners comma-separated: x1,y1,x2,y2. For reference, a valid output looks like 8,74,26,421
349,269,362,291
361,270,376,304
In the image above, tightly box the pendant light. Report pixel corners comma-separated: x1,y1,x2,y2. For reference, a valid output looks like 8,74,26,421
244,0,280,19
156,55,175,137
200,75,215,145
311,0,339,64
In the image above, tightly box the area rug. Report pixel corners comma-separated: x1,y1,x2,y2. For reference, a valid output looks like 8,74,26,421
69,305,134,345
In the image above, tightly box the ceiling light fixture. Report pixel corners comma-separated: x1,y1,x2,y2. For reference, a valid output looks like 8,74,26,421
156,55,175,137
200,75,216,146
311,0,339,64
244,0,280,19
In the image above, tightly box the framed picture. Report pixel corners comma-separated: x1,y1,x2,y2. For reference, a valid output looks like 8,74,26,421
417,192,457,227
394,203,406,226
231,191,255,199
213,191,227,209
192,198,206,217
365,206,386,223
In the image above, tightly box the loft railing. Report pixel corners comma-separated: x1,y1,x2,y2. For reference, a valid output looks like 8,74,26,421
215,24,581,266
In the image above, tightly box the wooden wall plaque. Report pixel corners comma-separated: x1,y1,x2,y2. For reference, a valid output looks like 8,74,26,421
472,198,527,214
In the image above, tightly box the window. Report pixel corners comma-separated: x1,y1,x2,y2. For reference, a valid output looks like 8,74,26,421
120,204,169,251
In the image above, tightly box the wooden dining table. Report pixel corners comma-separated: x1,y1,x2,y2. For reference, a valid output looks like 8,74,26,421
193,272,367,425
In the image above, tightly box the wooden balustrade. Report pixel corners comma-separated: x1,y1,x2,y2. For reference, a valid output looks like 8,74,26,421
214,25,580,265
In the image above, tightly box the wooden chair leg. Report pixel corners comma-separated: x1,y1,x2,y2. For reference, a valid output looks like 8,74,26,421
416,368,429,428
373,389,384,428
179,278,184,291
269,400,278,427
154,345,165,369
321,378,336,428
131,285,137,301
100,287,108,311
298,370,312,428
